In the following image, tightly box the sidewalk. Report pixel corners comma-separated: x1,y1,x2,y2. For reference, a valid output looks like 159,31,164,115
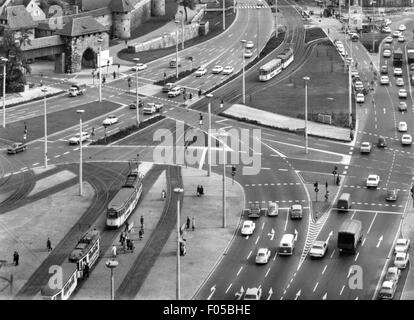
401,204,414,299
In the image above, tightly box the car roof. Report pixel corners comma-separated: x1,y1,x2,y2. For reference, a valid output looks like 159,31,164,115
396,238,407,244
246,288,259,294
396,252,407,258
368,174,378,178
257,248,268,253
243,220,253,225
387,266,398,273
382,281,394,288
312,240,325,246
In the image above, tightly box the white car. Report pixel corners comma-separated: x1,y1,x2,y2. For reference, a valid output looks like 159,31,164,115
394,252,409,269
351,69,359,77
131,63,147,71
241,220,255,235
267,201,279,216
378,280,396,299
244,287,262,300
356,93,364,103
385,266,401,284
194,67,207,77
212,65,224,74
398,35,405,42
354,81,364,91
384,36,393,43
346,57,353,64
335,40,343,47
396,78,404,86
399,101,408,111
244,49,253,58
401,134,413,145
143,102,163,114
69,131,90,145
395,238,410,253
394,68,403,76
399,24,406,31
246,40,254,49
382,26,392,33
392,30,402,38
255,248,271,264
366,174,380,188
223,66,234,75
398,121,408,132
309,240,328,258
399,89,407,98
380,75,389,85
102,115,119,126
383,49,392,58
360,142,372,153
167,86,182,98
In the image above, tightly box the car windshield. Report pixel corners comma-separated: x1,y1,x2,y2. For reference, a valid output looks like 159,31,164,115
244,294,256,299
313,244,323,249
258,253,265,257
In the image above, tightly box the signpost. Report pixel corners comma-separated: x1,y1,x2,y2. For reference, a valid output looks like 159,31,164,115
314,182,319,202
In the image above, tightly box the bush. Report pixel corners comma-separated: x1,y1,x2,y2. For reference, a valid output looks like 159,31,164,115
154,68,198,85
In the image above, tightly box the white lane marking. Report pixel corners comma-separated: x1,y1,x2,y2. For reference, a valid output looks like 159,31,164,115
340,285,345,295
284,211,289,231
330,249,335,259
237,266,243,276
255,236,260,245
355,252,360,262
322,265,327,275
265,267,271,278
225,283,232,294
367,212,378,234
247,251,252,259
313,282,319,292
32,162,39,166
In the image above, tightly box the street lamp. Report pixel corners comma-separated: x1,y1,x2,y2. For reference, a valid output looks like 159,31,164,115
179,10,185,50
303,77,310,154
105,259,118,300
133,57,140,127
256,7,260,55
222,0,226,30
1,57,8,128
76,109,85,196
206,93,213,177
175,20,180,79
241,40,246,104
42,87,48,168
347,60,352,128
97,37,103,102
274,0,278,39
173,187,184,300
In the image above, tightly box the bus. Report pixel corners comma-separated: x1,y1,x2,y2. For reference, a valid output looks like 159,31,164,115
106,170,143,228
69,229,100,279
277,48,294,69
41,262,78,300
259,58,282,81
393,48,403,67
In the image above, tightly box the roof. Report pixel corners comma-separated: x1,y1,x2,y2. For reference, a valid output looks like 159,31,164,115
0,5,38,30
107,187,136,211
55,16,109,37
110,0,139,12
338,219,362,234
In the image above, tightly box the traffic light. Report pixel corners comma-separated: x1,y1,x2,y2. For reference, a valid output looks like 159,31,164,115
314,182,319,189
231,166,236,176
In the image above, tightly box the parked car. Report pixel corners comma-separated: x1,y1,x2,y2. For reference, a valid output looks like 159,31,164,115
377,136,387,148
392,30,402,38
398,35,405,42
246,41,254,49
382,26,392,33
399,24,406,31
384,36,393,43
398,101,407,111
244,49,253,58
394,68,403,76
102,115,119,126
378,280,396,299
7,142,27,154
383,49,392,58
394,252,409,269
385,266,401,284
395,238,410,254
385,189,398,201
399,89,407,98
194,67,207,77
356,93,365,103
380,65,388,74
309,240,328,258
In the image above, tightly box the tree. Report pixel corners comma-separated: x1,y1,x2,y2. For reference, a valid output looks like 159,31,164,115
178,0,196,22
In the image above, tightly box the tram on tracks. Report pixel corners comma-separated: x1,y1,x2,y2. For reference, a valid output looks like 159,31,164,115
258,48,294,81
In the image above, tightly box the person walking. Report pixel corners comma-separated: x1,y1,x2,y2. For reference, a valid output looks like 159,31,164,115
124,221,129,233
47,237,52,252
140,215,144,229
111,245,117,258
200,185,204,196
13,251,19,266
336,175,340,186
196,185,200,197
113,71,116,79
199,113,203,126
186,216,191,229
189,92,192,100
119,232,125,246
84,263,90,278
192,217,195,231
139,228,143,240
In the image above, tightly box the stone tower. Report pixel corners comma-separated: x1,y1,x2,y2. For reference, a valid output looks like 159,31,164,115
151,0,165,16
110,0,137,39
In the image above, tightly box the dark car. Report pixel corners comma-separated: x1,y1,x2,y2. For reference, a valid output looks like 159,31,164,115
129,101,144,109
377,137,387,148
410,63,414,71
7,142,27,154
380,65,388,74
385,189,398,201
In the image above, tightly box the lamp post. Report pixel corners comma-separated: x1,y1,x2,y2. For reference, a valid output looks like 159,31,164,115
97,37,103,102
179,10,185,50
215,129,230,228
206,93,213,177
175,20,180,79
347,60,352,128
275,0,278,39
133,57,140,126
174,187,184,300
223,0,226,30
76,109,85,196
105,259,118,300
256,7,260,55
42,87,48,168
1,57,8,128
241,40,246,104
303,77,310,154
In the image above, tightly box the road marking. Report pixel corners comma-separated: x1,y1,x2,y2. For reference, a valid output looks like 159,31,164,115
340,285,345,295
273,252,277,261
225,283,232,294
262,222,265,230
354,252,360,262
237,266,243,276
367,212,378,234
284,211,289,231
330,249,335,259
255,236,260,245
313,282,319,292
265,268,271,278
279,169,288,171
32,163,39,166
362,238,366,246
322,265,327,275
247,251,252,259
54,155,60,158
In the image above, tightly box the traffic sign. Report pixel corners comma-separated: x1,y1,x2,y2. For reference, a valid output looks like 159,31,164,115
315,188,319,193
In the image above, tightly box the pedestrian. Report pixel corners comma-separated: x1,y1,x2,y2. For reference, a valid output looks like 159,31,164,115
350,130,354,141
198,88,202,97
46,237,52,252
13,251,19,266
102,76,106,84
119,232,125,246
192,217,195,231
186,216,191,229
199,113,203,126
84,263,90,278
125,221,129,233
139,228,143,240
325,191,329,202
196,185,200,197
111,244,117,258
336,175,341,186
113,71,116,79
140,215,144,228
200,185,204,196
189,92,192,100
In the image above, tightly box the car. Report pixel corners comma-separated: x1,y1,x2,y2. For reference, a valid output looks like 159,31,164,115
383,49,392,58
398,121,408,132
378,136,387,148
255,248,271,264
380,75,389,85
194,67,207,77
246,41,254,49
398,35,405,42
394,252,409,269
290,203,303,219
395,238,410,254
249,202,261,218
244,49,253,58
244,287,262,300
241,220,256,235
394,68,403,76
143,102,163,114
356,93,364,103
378,280,396,299
385,19,392,26
102,115,119,126
167,86,182,98
212,65,224,74
309,240,328,258
395,78,404,86
399,24,406,31
162,83,175,93
222,66,234,75
360,142,372,153
399,89,407,98
350,33,359,41
7,142,27,154
410,63,414,71
382,26,392,33
401,134,412,145
351,69,359,77
392,30,402,38
69,132,90,145
398,101,408,111
267,201,279,216
385,266,401,284
385,189,398,201
346,57,353,64
366,174,380,188
384,36,393,43
383,43,391,50
380,65,388,74
354,81,364,91
131,63,147,71
129,100,144,109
